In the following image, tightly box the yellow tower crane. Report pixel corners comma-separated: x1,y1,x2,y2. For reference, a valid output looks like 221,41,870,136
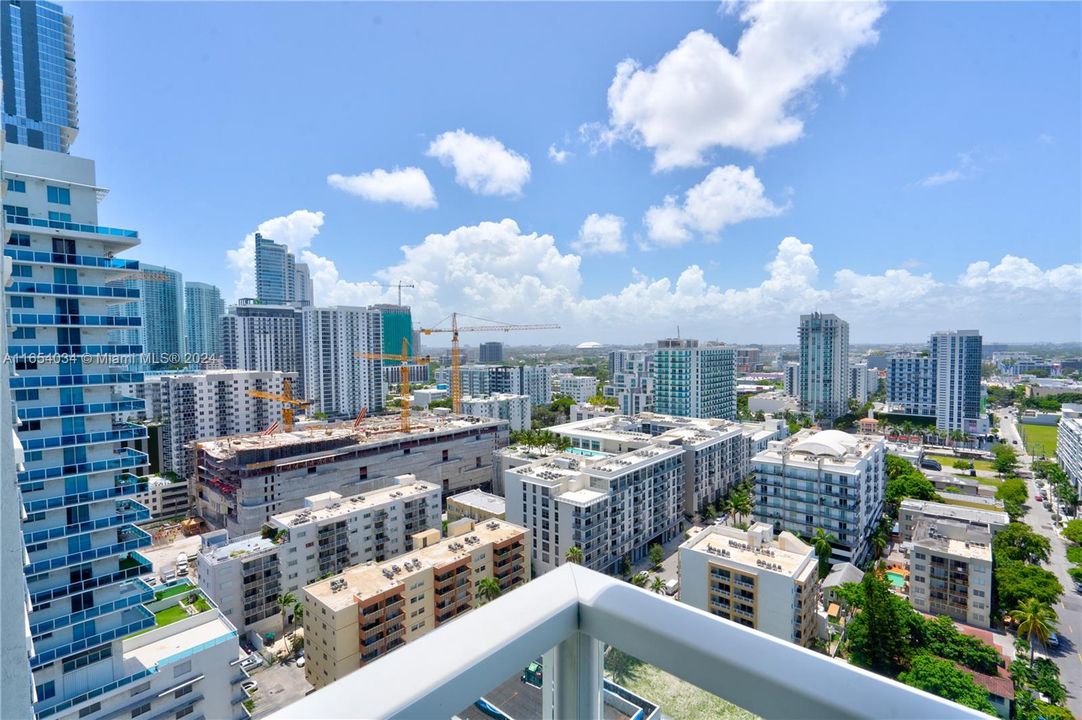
419,313,560,414
247,377,309,433
356,337,431,433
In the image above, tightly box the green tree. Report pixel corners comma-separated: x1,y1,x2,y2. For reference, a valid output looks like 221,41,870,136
993,523,1051,564
1062,519,1082,545
621,555,632,577
477,576,502,604
276,592,297,630
897,654,997,715
650,576,664,594
565,545,584,565
649,543,665,570
1013,598,1057,662
996,477,1029,520
730,490,752,525
921,615,1000,674
991,443,1019,475
995,561,1063,611
629,573,648,588
604,648,641,685
884,456,939,516
811,529,835,579
702,503,717,521
585,393,618,407
845,573,921,675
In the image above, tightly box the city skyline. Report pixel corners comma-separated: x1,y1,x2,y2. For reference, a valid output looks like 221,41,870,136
64,1,1080,344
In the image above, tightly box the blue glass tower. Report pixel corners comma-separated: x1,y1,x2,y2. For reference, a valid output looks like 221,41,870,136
1,0,78,153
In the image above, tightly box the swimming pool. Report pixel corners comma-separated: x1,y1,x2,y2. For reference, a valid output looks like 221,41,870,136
885,571,906,588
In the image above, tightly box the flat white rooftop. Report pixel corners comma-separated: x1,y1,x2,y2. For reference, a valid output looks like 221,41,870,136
683,524,815,579
448,488,506,515
272,479,438,527
122,615,235,673
201,535,277,565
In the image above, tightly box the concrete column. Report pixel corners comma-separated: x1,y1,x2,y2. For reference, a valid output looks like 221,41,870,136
543,631,603,720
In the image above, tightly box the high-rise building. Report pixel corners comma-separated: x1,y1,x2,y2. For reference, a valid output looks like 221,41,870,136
300,306,384,418
848,361,870,404
652,338,737,420
886,330,986,434
184,280,225,358
293,262,313,307
1058,407,1082,497
106,263,184,368
0,247,33,718
679,523,819,646
798,313,850,420
931,330,984,434
301,518,530,690
752,429,885,566
479,341,503,363
374,303,412,362
735,346,762,373
439,364,553,406
783,361,800,397
254,232,294,305
606,350,653,414
220,300,302,379
3,142,240,720
1,0,78,153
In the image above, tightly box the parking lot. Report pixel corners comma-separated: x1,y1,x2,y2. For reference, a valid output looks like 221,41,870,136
249,660,313,719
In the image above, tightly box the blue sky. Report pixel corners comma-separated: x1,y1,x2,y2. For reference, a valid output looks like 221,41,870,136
70,1,1081,344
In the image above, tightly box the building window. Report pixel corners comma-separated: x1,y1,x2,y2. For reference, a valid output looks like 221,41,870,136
48,210,73,222
173,660,192,677
47,185,72,205
35,681,55,702
78,702,101,718
175,684,193,699
7,232,30,246
175,707,193,719
6,178,26,193
131,703,151,718
10,264,32,277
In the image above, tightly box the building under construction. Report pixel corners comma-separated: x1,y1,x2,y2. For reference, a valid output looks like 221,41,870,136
193,412,509,534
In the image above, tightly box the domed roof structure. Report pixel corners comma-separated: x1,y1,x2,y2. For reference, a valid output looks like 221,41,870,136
792,429,857,458
576,341,603,349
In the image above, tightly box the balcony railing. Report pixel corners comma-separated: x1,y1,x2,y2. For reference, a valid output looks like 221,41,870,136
4,213,139,238
271,565,981,720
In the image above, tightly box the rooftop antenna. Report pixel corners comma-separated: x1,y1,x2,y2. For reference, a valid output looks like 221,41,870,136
677,325,681,340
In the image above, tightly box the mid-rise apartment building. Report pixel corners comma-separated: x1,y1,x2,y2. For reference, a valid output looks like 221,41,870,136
293,262,313,307
132,475,190,519
752,429,886,566
848,362,879,404
221,300,303,382
554,373,598,403
897,499,1009,542
184,281,225,359
1057,407,1082,496
197,476,442,637
908,518,993,628
886,352,936,416
300,305,384,418
194,413,508,534
653,339,737,420
606,349,654,415
302,518,529,689
679,523,818,646
439,364,553,406
798,313,850,420
460,393,531,431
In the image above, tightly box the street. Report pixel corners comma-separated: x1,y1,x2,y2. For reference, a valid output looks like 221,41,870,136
997,410,1081,718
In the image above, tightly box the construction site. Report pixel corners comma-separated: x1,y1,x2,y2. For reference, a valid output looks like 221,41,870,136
192,411,509,535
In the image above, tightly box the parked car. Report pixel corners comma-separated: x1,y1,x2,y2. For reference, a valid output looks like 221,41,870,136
295,657,306,668
1035,495,1043,502
664,578,679,596
1073,580,1082,594
1047,633,1059,649
920,459,942,471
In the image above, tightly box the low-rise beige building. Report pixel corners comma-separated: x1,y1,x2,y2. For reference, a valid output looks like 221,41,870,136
302,519,530,689
678,523,819,646
908,518,993,628
446,489,506,522
898,499,1009,542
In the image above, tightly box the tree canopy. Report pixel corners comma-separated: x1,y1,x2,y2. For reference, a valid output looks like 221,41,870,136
995,560,1063,611
898,654,997,715
993,523,1051,565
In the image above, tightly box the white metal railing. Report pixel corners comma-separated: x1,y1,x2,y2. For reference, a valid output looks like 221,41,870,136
270,564,982,720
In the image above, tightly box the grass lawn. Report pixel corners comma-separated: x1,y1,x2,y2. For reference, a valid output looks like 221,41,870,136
1019,423,1058,457
153,584,192,602
941,496,1005,511
605,650,758,720
925,454,996,473
154,605,190,627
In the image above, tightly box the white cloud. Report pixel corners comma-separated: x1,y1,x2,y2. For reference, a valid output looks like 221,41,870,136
959,255,1082,292
605,0,884,169
547,144,571,164
426,130,531,197
573,213,626,255
327,167,436,209
918,152,976,188
227,213,1081,342
644,165,784,246
225,210,325,299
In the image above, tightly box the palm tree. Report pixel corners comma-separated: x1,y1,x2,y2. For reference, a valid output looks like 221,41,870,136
650,576,664,594
477,576,502,604
629,573,648,588
811,529,835,579
870,528,888,561
277,592,297,630
716,496,732,521
292,601,304,625
565,545,584,565
731,491,752,525
1013,599,1057,661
